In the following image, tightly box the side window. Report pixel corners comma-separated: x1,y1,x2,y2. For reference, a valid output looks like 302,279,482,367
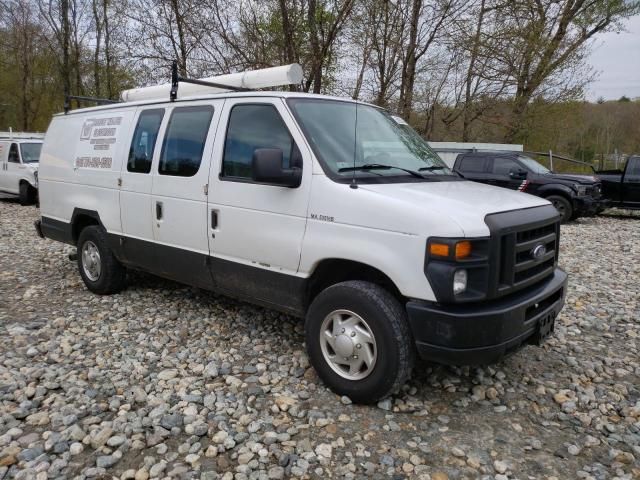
627,157,640,178
159,105,214,177
128,109,164,173
222,104,295,179
491,157,519,175
458,156,486,173
8,143,20,163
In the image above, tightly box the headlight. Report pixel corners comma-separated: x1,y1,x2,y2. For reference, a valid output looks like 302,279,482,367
425,237,489,303
453,269,467,295
575,185,588,196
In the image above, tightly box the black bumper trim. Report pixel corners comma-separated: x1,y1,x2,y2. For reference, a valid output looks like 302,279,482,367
406,268,567,365
40,216,74,244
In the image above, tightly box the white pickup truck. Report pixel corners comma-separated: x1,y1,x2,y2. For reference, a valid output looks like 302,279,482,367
0,133,43,205
35,68,567,402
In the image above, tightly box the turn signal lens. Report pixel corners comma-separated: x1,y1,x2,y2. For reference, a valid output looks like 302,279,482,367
429,243,450,257
455,241,472,259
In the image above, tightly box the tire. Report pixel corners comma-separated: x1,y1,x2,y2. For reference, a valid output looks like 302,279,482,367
305,280,414,403
546,195,573,223
19,182,36,206
77,225,127,294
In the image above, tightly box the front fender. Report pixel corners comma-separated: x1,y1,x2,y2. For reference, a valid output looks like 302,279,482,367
536,184,575,200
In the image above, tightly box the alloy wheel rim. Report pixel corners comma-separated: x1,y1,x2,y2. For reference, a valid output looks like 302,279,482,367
319,309,377,381
82,240,101,282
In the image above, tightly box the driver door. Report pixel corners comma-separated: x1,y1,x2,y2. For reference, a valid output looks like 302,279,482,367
5,143,22,194
207,98,312,308
489,156,527,190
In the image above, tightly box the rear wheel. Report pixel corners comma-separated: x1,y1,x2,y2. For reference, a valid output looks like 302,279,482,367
77,226,127,294
305,280,414,403
546,195,573,223
19,182,36,206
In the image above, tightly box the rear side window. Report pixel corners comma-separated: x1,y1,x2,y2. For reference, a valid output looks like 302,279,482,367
222,104,294,179
159,106,214,177
128,109,164,173
8,143,19,163
491,157,518,175
458,156,486,173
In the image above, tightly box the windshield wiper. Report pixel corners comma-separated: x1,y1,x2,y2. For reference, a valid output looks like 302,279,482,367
338,163,425,179
418,165,446,171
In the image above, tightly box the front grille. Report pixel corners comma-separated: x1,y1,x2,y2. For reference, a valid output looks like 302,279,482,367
486,206,560,299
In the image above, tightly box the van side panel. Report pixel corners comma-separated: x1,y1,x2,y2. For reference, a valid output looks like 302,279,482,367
40,110,136,236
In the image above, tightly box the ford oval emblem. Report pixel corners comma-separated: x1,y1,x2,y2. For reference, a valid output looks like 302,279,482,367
531,244,547,260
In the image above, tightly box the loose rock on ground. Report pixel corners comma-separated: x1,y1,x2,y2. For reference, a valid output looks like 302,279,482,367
1,197,639,479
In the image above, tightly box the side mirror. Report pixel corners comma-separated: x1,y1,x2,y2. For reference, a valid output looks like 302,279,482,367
252,148,302,188
509,168,527,179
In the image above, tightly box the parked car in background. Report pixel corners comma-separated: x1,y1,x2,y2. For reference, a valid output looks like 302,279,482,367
453,152,605,223
0,132,44,205
596,155,640,210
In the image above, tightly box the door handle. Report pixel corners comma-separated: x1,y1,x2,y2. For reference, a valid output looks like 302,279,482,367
156,202,163,220
211,210,218,229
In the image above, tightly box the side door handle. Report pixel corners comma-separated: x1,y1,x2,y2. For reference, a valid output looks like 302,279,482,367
211,210,218,229
156,201,163,220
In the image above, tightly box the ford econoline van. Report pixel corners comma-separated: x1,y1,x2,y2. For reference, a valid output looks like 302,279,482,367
0,132,43,205
36,69,567,402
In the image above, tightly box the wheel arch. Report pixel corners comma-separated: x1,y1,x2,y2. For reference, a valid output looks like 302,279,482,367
305,258,404,309
70,208,104,243
537,184,575,202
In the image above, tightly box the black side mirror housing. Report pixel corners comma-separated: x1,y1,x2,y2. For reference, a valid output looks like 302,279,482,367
509,168,527,179
252,148,302,188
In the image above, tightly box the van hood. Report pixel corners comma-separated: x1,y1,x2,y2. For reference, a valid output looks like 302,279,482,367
359,179,551,237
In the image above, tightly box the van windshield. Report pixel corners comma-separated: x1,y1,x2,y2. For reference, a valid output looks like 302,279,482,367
287,99,453,182
20,143,42,163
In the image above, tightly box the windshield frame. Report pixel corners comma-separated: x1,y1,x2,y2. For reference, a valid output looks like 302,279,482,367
19,142,42,163
286,97,458,184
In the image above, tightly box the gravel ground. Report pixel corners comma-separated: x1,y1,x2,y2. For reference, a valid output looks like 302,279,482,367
1,197,639,480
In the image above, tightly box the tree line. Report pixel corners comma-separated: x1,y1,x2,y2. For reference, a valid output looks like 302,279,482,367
0,0,638,158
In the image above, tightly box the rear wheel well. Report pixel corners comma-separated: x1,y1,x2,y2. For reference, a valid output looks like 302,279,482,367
306,259,404,309
72,215,100,243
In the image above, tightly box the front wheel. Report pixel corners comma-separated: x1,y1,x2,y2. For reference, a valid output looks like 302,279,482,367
77,226,127,294
19,182,36,206
546,195,573,223
305,281,414,403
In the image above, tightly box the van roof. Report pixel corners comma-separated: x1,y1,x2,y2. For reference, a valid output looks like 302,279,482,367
56,91,379,117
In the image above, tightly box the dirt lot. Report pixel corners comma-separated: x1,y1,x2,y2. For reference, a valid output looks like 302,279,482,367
1,197,639,480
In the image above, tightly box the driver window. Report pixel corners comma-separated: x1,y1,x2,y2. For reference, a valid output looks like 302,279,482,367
222,104,296,180
8,143,20,163
491,157,518,176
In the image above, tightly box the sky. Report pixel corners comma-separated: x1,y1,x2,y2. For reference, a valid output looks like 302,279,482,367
586,14,640,100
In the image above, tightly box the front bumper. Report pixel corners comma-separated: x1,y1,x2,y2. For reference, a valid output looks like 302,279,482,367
406,268,567,365
574,196,609,216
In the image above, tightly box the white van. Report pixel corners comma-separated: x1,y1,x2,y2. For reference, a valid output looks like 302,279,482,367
0,133,43,205
36,79,567,402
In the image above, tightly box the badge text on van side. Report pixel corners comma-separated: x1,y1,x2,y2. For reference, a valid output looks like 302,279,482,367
310,214,334,222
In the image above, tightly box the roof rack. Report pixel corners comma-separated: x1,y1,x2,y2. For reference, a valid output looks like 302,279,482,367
120,62,303,103
0,129,45,140
64,95,120,114
170,61,249,101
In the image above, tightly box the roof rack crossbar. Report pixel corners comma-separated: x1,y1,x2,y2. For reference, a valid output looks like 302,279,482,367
170,61,250,102
64,95,120,114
